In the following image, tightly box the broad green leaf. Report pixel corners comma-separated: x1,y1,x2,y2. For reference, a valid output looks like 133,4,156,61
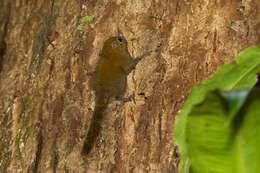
220,90,250,124
187,89,260,173
175,45,260,172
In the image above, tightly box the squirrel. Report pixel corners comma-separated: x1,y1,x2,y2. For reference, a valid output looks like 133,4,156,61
81,34,150,155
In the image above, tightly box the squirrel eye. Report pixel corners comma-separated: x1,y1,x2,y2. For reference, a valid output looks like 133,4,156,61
117,37,123,43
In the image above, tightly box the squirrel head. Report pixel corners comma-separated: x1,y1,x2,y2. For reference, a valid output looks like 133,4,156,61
101,36,129,58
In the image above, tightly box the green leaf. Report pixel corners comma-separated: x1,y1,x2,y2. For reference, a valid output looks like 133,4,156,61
175,45,260,172
77,15,95,31
187,89,260,173
220,89,250,124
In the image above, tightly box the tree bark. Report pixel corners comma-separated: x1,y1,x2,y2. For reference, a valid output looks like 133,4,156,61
0,0,259,173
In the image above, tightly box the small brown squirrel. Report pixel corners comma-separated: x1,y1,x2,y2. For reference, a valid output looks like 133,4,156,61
81,34,150,155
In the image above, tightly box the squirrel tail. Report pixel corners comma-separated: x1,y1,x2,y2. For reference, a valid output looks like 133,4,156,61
81,97,107,155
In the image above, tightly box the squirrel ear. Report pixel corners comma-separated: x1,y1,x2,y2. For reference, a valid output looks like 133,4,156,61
117,28,124,37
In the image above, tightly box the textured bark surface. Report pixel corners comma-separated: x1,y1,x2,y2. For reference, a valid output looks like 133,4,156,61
0,0,259,173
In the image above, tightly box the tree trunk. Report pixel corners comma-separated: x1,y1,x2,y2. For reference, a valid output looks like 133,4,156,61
0,0,259,173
